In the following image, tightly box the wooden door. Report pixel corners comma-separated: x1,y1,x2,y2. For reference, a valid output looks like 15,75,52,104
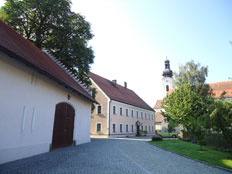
52,103,75,149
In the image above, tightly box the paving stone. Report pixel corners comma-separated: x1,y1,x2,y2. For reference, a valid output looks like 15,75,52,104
0,138,230,174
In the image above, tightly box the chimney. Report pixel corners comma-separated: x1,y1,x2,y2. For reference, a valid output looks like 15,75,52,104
124,82,127,88
112,80,117,85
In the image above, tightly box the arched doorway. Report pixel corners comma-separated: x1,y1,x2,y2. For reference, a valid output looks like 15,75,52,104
52,102,75,149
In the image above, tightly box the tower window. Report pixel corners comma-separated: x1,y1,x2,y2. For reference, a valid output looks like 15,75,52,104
166,85,169,92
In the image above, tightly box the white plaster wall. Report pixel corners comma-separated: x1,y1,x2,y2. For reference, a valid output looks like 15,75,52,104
162,77,174,96
0,51,91,164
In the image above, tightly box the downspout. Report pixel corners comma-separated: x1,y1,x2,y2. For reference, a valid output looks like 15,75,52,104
108,100,111,137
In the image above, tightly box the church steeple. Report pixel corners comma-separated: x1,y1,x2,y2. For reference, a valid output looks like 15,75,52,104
162,59,174,95
162,59,173,78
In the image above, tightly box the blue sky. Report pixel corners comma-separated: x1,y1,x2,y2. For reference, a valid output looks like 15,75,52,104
1,0,231,106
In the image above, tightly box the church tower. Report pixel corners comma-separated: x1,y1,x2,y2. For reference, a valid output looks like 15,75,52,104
162,59,174,96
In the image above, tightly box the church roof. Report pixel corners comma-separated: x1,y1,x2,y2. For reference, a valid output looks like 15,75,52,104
153,100,163,109
0,19,95,102
89,72,154,111
155,112,164,122
210,81,232,98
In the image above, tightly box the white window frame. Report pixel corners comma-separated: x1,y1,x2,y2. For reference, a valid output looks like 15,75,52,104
96,104,102,114
131,124,134,132
126,108,129,117
112,123,117,133
120,107,123,116
113,105,117,115
96,122,102,132
120,123,123,132
126,124,129,132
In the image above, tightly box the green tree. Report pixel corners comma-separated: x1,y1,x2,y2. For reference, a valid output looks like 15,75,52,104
210,99,232,149
163,83,209,150
174,60,209,96
0,0,94,86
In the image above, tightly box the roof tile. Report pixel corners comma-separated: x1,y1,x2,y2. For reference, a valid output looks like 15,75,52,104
90,72,154,111
0,20,94,102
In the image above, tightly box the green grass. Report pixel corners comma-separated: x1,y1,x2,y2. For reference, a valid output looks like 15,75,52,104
150,140,232,170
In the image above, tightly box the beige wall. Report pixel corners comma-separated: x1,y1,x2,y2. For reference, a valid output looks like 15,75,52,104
109,100,155,135
90,82,109,135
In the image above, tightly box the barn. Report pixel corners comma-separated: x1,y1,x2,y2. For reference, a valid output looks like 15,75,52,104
0,20,95,164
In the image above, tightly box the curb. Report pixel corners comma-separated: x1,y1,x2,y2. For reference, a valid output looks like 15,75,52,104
149,141,232,173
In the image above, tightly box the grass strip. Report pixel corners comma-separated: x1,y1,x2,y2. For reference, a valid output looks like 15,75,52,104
150,140,232,170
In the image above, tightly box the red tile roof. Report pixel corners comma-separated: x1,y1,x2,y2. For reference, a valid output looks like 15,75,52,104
210,81,232,98
0,20,95,102
153,100,163,109
89,72,154,111
155,112,164,122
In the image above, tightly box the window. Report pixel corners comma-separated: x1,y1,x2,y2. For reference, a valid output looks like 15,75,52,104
136,111,139,118
120,107,123,116
97,105,102,114
148,114,150,120
96,123,101,132
120,124,123,132
152,114,154,120
145,113,147,120
113,106,116,115
113,123,116,133
152,126,154,132
131,110,134,117
126,109,129,117
131,125,134,132
166,85,169,92
145,126,147,131
141,112,143,119
141,126,143,131
149,126,151,132
126,124,129,132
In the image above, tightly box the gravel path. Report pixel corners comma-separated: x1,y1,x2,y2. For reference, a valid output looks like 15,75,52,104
0,138,230,174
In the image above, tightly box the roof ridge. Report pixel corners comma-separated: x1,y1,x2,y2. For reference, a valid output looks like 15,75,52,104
42,49,92,95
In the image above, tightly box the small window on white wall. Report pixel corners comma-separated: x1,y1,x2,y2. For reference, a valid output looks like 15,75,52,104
96,123,101,132
97,105,102,114
113,123,116,132
113,106,116,115
126,124,129,132
131,125,134,132
136,111,139,118
131,110,134,117
126,109,129,116
120,107,123,116
120,124,123,132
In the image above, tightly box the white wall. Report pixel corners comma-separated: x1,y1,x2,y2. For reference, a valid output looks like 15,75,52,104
0,51,91,164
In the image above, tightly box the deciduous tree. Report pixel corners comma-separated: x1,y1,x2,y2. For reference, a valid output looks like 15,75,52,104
0,0,94,86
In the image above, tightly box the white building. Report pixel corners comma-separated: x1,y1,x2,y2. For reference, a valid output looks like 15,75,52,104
0,20,95,164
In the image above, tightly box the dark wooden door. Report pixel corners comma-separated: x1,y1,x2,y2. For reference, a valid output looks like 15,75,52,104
52,103,75,149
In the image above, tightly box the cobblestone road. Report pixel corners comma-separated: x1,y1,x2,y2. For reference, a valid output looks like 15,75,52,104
0,138,231,174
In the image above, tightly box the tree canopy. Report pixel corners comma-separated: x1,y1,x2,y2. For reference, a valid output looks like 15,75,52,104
0,0,94,86
174,60,209,96
163,83,209,148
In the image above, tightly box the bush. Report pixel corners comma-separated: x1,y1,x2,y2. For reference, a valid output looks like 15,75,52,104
205,133,231,151
178,130,191,142
152,135,162,141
